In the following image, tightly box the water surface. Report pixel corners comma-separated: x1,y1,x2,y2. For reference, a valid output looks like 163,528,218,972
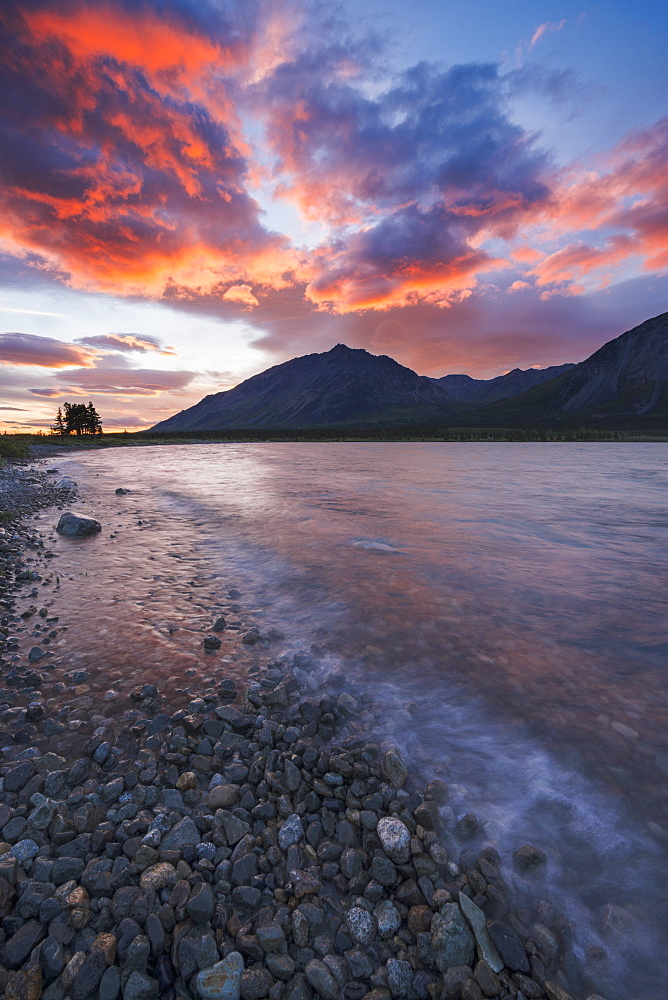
43,442,668,998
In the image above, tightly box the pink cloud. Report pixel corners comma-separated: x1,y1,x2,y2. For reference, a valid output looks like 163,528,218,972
0,332,96,368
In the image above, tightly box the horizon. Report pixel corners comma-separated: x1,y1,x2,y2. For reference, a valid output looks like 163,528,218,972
1,0,667,432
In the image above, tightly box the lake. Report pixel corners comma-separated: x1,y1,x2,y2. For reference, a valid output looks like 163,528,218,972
44,441,667,999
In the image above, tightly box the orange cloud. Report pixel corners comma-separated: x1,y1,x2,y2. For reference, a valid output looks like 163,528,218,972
0,332,97,368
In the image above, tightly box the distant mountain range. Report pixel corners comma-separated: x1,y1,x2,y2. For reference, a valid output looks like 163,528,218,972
152,312,668,431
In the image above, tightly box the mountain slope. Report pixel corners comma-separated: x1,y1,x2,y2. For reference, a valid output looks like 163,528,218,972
479,312,668,424
434,364,575,403
152,344,454,431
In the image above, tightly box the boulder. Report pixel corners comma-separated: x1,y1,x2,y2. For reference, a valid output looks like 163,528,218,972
56,512,101,538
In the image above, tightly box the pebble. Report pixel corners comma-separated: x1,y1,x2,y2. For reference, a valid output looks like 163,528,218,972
195,952,244,1000
377,816,411,863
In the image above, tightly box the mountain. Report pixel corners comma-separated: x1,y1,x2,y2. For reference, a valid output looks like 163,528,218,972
480,312,668,424
434,364,575,403
151,313,668,432
152,343,454,431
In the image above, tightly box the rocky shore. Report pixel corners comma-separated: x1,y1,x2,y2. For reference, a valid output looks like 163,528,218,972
0,456,607,1000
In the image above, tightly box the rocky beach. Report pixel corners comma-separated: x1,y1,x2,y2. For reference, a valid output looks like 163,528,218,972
0,451,623,1000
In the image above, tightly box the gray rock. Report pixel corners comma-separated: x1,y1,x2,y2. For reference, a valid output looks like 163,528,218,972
386,958,413,998
513,844,547,872
279,813,304,849
442,966,473,1000
123,971,159,1000
212,616,227,632
72,947,107,1000
346,906,375,946
305,959,339,1000
57,477,77,488
8,838,40,863
241,967,274,1000
29,797,57,830
431,904,475,972
160,816,201,851
219,810,250,846
187,882,215,924
486,920,530,973
380,747,408,788
56,512,102,537
459,892,503,973
3,919,46,968
374,900,401,940
40,936,66,980
195,952,244,1000
376,816,411,863
208,784,240,809
99,966,122,1000
53,856,85,884
203,635,222,650
256,923,286,952
370,854,397,886
232,852,258,886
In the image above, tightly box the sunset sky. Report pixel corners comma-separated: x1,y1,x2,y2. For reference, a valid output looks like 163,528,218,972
1,0,666,431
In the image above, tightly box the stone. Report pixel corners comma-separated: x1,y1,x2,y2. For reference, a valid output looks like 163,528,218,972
176,771,198,791
3,919,46,968
57,477,77,488
386,958,412,998
187,882,215,924
123,971,159,1000
212,616,227,632
374,899,401,940
8,839,40,863
140,863,176,891
380,747,408,788
441,966,473,1000
376,817,411,863
290,869,321,898
513,845,547,872
346,906,375,945
431,904,475,972
72,947,107,1000
241,967,274,1000
195,952,244,1000
544,983,576,1000
100,965,122,1000
305,959,339,1000
219,810,251,846
486,920,529,973
256,924,286,952
208,784,240,809
474,960,501,998
459,892,503,973
370,854,397,886
160,816,200,851
204,635,222,650
56,512,102,538
40,936,65,980
279,813,304,849
407,905,433,935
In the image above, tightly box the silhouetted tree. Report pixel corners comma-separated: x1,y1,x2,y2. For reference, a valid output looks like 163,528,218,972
59,401,103,435
51,406,65,436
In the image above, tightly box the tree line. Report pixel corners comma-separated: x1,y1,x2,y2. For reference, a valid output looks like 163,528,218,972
52,402,103,436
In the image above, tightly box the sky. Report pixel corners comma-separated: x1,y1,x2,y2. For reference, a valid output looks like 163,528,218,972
0,0,666,431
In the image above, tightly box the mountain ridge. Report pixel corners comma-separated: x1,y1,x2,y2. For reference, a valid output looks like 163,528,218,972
152,312,668,431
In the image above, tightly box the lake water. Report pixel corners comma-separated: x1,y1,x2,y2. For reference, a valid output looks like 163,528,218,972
41,442,667,998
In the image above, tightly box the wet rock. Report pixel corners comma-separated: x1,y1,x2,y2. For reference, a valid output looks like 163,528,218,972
140,862,176,891
380,748,407,788
187,882,215,924
242,628,261,644
279,813,305,849
72,947,107,1000
123,971,159,1000
100,966,122,1000
544,983,576,1000
346,906,375,945
459,892,503,972
386,958,412,998
56,512,102,537
473,960,501,998
431,904,475,972
40,935,66,980
2,919,46,968
377,816,411,863
208,784,240,809
160,816,200,851
305,959,339,1000
241,967,274,1000
195,952,244,1000
513,845,547,873
486,920,530,973
203,635,222,650
441,967,473,1000
212,616,227,632
375,899,401,939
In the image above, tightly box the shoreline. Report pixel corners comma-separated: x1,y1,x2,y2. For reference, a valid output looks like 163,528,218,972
1,454,607,1000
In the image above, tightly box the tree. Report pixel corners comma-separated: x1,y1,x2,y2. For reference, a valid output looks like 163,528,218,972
51,406,65,436
58,401,103,436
